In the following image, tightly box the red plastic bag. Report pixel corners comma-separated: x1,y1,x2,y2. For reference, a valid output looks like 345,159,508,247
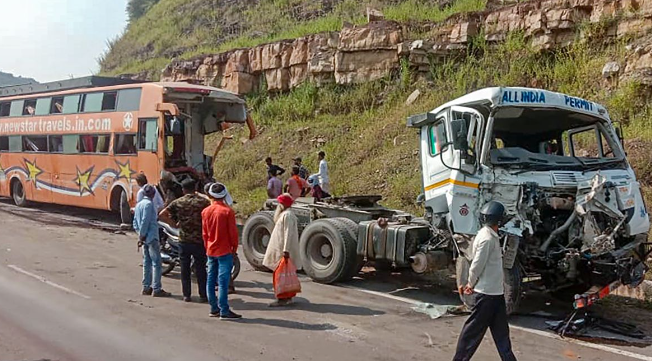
273,256,301,299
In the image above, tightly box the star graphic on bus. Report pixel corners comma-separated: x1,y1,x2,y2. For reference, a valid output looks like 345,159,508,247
115,160,136,182
74,166,95,196
24,159,43,183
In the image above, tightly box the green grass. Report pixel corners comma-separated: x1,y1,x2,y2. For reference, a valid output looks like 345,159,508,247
209,28,652,219
100,0,489,76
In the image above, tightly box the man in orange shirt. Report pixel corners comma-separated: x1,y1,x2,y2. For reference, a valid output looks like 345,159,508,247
285,166,309,200
201,182,242,320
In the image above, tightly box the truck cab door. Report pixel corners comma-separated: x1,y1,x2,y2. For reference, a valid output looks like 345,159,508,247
447,106,484,235
421,110,454,214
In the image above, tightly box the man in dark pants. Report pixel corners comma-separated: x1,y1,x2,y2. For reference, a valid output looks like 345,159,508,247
159,178,211,303
453,201,517,361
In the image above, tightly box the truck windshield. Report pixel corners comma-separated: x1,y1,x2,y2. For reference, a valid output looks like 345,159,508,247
488,107,625,171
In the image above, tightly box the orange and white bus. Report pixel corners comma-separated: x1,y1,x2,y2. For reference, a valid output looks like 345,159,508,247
0,77,253,223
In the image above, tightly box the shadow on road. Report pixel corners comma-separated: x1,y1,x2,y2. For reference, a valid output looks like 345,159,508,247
230,297,384,316
0,199,121,232
235,317,337,331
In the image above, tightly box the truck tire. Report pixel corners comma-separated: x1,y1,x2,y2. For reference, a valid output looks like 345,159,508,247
455,256,522,315
242,211,275,272
332,217,364,280
11,179,27,207
300,218,358,284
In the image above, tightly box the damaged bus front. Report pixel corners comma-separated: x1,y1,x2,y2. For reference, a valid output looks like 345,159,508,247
409,87,650,312
155,83,255,191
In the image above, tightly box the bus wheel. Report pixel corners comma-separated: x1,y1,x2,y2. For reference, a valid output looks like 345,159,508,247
119,189,133,225
11,179,27,207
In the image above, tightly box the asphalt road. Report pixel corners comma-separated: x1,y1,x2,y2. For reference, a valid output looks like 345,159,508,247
1,200,652,361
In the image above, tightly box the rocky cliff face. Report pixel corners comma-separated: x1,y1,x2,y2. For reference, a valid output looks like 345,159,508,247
154,0,652,94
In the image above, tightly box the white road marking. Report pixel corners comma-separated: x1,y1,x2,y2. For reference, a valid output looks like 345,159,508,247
345,285,652,361
8,265,91,300
342,286,421,305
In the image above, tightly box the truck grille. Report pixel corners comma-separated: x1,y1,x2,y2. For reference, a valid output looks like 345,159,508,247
552,172,580,185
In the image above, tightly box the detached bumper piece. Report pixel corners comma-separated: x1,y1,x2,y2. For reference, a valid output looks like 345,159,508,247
546,311,650,346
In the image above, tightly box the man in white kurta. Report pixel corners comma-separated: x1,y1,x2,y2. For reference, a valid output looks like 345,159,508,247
311,150,330,194
263,195,302,272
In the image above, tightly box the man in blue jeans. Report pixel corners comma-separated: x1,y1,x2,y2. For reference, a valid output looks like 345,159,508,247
201,182,241,319
133,185,171,297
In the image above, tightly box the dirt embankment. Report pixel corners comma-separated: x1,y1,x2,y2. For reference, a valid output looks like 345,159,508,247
625,138,652,206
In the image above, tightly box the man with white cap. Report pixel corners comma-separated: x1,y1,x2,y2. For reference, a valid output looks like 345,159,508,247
202,182,242,320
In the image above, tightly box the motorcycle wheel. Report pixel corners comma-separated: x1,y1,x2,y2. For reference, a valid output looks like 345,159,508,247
161,261,176,276
232,255,241,281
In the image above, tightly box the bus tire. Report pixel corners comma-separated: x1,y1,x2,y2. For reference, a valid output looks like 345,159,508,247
119,189,132,225
242,211,275,272
300,218,358,284
11,179,27,207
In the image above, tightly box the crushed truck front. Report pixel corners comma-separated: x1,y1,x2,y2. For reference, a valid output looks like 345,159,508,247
409,87,650,311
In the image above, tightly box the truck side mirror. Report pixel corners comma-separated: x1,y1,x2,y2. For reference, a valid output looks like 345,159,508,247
450,119,469,153
615,127,624,147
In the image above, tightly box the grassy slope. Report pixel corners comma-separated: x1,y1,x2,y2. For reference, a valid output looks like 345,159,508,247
100,0,487,77
210,31,652,219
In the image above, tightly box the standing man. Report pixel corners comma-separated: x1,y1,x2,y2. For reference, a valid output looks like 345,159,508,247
285,166,310,200
135,173,164,212
292,156,310,180
202,182,242,319
159,179,210,303
265,157,285,180
267,169,283,199
263,193,301,307
133,185,171,297
312,151,330,194
453,201,517,361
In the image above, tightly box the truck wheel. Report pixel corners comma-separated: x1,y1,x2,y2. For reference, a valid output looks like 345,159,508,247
119,189,132,225
242,211,275,272
300,218,358,284
332,217,364,280
455,256,522,315
503,263,522,315
11,179,27,207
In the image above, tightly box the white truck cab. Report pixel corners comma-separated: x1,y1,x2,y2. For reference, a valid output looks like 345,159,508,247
409,87,649,312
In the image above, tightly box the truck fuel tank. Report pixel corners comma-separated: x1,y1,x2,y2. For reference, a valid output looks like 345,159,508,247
357,220,431,268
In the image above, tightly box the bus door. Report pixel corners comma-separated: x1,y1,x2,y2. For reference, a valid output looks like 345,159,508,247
136,117,161,199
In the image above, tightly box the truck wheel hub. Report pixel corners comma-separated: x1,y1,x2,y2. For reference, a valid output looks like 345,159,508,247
320,244,333,258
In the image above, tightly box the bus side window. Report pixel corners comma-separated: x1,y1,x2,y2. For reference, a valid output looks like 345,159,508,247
102,92,117,111
0,102,10,117
80,134,110,153
81,93,103,113
114,134,137,155
49,135,64,153
23,135,48,152
8,136,21,152
10,100,24,117
138,118,158,151
35,98,51,116
0,136,8,151
116,89,142,112
51,96,64,114
62,94,81,114
23,99,37,116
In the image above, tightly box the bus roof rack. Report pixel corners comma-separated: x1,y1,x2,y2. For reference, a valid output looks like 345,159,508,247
0,76,147,98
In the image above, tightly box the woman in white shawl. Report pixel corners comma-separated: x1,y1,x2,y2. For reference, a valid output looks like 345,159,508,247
263,193,301,306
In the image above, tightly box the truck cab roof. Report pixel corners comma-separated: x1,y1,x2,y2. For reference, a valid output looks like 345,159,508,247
407,87,610,128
